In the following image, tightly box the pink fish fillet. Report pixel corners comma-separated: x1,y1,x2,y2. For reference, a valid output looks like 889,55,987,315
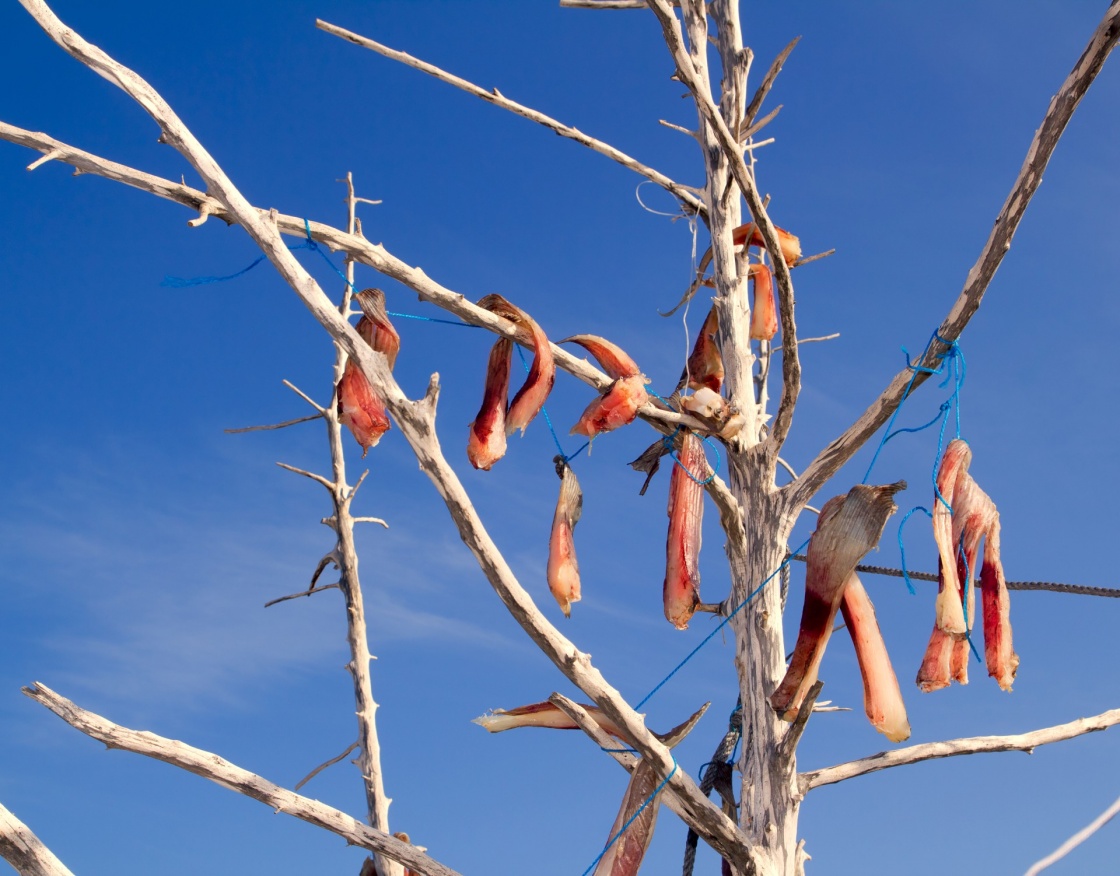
731,221,802,265
932,438,972,634
472,700,626,738
337,289,399,456
561,334,642,380
839,572,911,742
562,335,649,439
571,375,649,439
467,337,512,470
770,481,904,721
686,307,724,392
981,520,1019,691
748,263,777,341
547,457,583,617
476,293,555,437
590,706,706,876
663,432,705,630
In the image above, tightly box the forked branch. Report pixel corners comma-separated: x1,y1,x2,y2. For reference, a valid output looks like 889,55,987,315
22,684,459,876
13,3,758,869
787,0,1120,511
799,706,1120,794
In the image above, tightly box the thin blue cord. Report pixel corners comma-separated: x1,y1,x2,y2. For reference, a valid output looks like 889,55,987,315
896,506,932,595
635,538,811,710
956,538,983,664
660,427,722,487
386,310,478,329
578,759,678,876
514,344,587,462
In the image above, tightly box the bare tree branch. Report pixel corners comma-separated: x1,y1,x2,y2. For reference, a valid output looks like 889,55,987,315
0,802,75,876
264,582,341,608
1024,793,1120,876
12,4,759,868
786,0,1120,511
646,0,803,452
224,413,322,433
799,707,1120,794
295,740,360,792
314,19,704,218
741,37,800,135
21,683,460,876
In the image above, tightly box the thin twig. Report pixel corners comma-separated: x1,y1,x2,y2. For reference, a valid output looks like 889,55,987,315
22,683,461,876
778,680,824,762
314,19,704,218
787,0,1120,510
264,583,340,608
741,37,801,135
224,413,322,433
799,706,1120,793
792,248,835,268
275,462,335,491
295,740,360,791
739,104,782,142
1024,793,1120,876
282,379,326,414
796,333,840,345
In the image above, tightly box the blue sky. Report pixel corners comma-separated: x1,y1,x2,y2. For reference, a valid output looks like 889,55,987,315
1,2,1119,874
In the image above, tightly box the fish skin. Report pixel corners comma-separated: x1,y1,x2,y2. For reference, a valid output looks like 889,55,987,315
561,334,642,379
547,457,583,617
770,482,904,720
933,439,972,634
748,263,778,341
471,700,627,738
840,572,911,742
916,619,953,693
686,307,724,392
731,221,802,265
467,337,512,470
571,374,648,439
663,433,705,630
337,289,399,456
476,293,555,439
981,521,1019,691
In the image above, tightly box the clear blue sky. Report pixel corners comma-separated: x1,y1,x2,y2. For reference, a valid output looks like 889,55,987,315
1,2,1119,874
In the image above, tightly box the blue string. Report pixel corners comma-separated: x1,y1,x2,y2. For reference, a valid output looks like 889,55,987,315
862,330,963,484
634,538,811,711
896,506,932,595
578,759,678,876
386,310,478,329
161,239,317,287
956,538,983,664
514,345,588,463
660,426,722,487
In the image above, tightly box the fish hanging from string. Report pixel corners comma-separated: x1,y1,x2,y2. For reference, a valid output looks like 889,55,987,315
917,438,1018,692
337,288,400,456
663,432,707,630
467,293,555,469
547,456,583,618
770,482,905,724
562,335,650,440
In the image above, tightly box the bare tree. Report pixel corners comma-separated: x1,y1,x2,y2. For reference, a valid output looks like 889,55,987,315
2,2,1119,875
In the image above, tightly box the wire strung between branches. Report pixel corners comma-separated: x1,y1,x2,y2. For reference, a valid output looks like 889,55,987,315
788,555,1120,598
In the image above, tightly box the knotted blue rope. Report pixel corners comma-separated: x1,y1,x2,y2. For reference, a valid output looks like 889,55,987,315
660,425,722,487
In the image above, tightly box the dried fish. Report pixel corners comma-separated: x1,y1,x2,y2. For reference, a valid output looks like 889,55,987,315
337,289,400,456
664,433,706,629
731,221,802,265
562,335,649,439
547,457,583,617
771,482,904,720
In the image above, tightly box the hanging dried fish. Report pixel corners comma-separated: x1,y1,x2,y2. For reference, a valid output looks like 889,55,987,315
684,306,724,392
547,457,583,617
839,572,911,742
466,337,512,470
748,263,778,341
731,221,802,265
337,289,400,456
770,481,904,721
562,334,650,439
664,432,706,630
472,700,628,738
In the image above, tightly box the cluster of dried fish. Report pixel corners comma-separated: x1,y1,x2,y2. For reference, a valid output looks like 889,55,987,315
337,288,401,456
475,700,709,876
467,293,555,470
771,482,911,742
917,438,1018,692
